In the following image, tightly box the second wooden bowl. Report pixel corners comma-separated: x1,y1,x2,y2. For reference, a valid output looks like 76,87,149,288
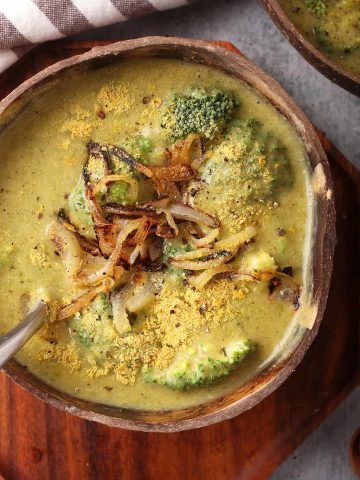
0,37,336,432
261,0,360,96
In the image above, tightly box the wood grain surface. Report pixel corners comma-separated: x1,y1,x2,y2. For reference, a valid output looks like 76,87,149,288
0,40,359,480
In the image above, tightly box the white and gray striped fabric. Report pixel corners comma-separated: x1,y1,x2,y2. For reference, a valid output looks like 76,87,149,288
0,0,195,74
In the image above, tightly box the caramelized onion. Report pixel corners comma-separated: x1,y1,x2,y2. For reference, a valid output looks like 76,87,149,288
49,138,273,321
110,288,131,335
170,250,233,270
58,278,113,321
95,222,121,259
188,265,232,290
156,208,178,237
129,245,141,265
171,247,212,261
193,227,219,247
168,203,219,228
189,267,297,291
93,174,139,202
57,208,100,256
148,236,164,261
169,139,188,165
93,143,195,189
214,226,257,250
151,164,194,182
142,197,171,209
76,253,108,279
103,197,171,217
87,141,113,176
103,203,177,240
169,134,204,169
153,179,182,202
76,235,100,257
103,144,154,178
169,226,257,271
191,136,205,170
110,272,159,334
227,271,260,282
47,221,83,277
154,220,177,239
103,203,158,217
127,217,153,247
125,273,158,313
83,173,108,227
89,141,195,201
77,219,141,285
260,270,300,306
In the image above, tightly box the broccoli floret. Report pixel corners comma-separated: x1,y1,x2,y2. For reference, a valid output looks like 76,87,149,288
304,0,327,17
115,136,152,165
68,146,135,231
313,26,335,53
163,240,192,275
70,293,115,347
137,135,153,154
162,241,192,262
75,328,93,347
201,119,293,202
313,26,333,53
161,87,238,140
68,177,94,233
235,119,293,194
144,339,253,390
92,293,113,315
106,182,129,203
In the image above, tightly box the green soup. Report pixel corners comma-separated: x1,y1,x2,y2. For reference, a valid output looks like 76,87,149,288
0,58,314,410
278,0,360,76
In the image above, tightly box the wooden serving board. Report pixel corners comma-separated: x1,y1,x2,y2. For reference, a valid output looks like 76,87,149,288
0,40,359,480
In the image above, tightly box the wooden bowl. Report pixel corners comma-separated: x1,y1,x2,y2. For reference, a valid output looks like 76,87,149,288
0,37,336,432
261,0,360,96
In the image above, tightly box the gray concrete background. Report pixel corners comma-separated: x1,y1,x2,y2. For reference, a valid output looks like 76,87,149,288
71,0,360,478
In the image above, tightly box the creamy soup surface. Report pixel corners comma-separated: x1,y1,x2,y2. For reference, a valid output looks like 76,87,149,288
0,59,313,410
278,0,360,76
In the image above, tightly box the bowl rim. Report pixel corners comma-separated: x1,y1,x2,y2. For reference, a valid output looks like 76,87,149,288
0,36,336,432
260,0,360,96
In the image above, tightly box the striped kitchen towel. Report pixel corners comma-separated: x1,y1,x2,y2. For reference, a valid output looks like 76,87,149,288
0,0,195,74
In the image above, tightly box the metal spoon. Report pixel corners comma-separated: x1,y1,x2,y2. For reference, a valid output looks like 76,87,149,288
0,302,48,368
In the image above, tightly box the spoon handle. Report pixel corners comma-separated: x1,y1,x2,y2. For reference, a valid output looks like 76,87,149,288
0,302,48,369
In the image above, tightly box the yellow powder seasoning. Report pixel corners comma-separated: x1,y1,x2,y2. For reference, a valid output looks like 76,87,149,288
38,342,81,371
60,119,92,140
140,95,163,122
59,138,71,150
85,363,112,379
60,104,92,140
39,274,250,385
95,81,133,115
29,243,50,268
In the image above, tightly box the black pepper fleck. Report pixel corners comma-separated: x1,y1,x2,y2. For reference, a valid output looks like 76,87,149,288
199,304,206,314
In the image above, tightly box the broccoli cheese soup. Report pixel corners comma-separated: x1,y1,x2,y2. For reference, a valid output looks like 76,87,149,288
0,58,314,410
278,0,360,76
